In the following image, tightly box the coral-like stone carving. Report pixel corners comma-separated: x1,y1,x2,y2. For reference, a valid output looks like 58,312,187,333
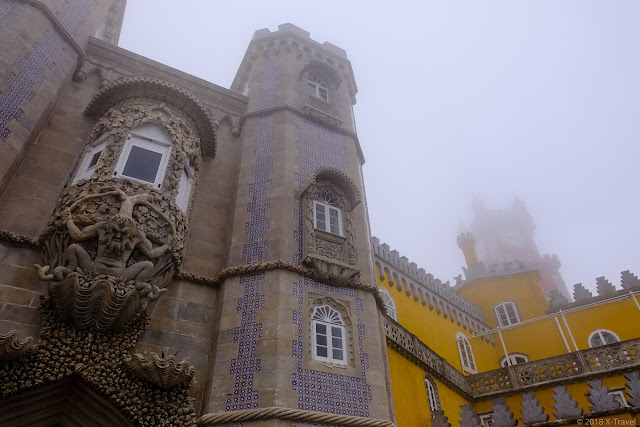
596,276,616,295
573,283,593,301
624,371,640,406
0,331,36,361
125,353,195,389
491,398,517,427
459,404,482,427
520,391,549,424
36,189,173,332
430,409,451,427
587,380,620,412
552,386,583,419
621,270,640,290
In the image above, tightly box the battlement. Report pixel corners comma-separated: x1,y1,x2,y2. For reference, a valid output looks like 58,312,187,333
456,232,475,245
458,259,537,285
548,270,640,311
371,237,490,336
252,23,348,59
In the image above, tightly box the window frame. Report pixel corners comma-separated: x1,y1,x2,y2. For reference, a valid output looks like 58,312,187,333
499,353,529,367
456,332,477,374
609,389,629,407
424,376,440,413
175,160,195,213
73,133,109,184
308,76,329,102
379,288,398,321
313,200,343,236
493,301,522,327
114,130,172,188
311,305,347,365
588,329,620,348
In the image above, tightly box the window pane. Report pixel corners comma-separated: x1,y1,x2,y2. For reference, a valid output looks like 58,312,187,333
332,336,343,349
603,332,618,344
308,82,316,96
122,145,162,183
316,323,326,335
317,334,327,346
331,326,342,338
88,150,102,168
592,335,603,347
332,349,343,361
317,345,328,357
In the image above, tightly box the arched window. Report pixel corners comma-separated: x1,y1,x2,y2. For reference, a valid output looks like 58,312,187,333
311,305,346,364
379,288,398,321
314,190,342,235
493,301,522,327
424,375,440,413
114,123,172,188
499,353,529,367
73,131,109,184
456,333,477,374
308,76,328,102
588,329,620,348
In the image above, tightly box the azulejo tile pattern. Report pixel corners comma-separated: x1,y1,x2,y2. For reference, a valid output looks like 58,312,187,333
0,0,95,141
226,273,265,411
292,275,372,417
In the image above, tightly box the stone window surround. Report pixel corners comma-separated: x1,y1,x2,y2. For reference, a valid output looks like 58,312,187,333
378,288,398,321
313,199,343,236
308,76,329,102
311,305,347,365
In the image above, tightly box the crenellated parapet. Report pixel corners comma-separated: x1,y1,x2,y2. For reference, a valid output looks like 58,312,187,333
372,237,490,336
549,270,640,311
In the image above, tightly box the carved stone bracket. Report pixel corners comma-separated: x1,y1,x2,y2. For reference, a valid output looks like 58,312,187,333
0,331,36,361
125,352,195,389
302,101,342,128
303,255,359,287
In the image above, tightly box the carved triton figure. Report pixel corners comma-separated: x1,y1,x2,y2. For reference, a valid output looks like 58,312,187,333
36,188,175,285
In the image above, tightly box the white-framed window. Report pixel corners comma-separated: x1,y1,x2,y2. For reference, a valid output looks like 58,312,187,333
588,329,620,348
499,353,529,367
314,193,342,236
379,288,398,321
493,301,522,327
308,76,329,102
311,305,347,365
479,414,493,427
73,132,109,184
609,389,629,407
176,159,194,213
425,376,440,413
114,124,172,188
456,332,477,374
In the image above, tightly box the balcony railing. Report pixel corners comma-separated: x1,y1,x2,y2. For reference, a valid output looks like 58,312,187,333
383,316,640,401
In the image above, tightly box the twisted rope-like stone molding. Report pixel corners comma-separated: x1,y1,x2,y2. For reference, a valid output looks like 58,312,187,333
198,407,395,426
0,230,388,313
175,260,388,314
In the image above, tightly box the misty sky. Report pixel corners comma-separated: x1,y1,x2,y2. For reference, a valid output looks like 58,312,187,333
119,1,640,295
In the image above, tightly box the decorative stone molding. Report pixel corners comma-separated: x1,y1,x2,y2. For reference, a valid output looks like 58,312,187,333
198,407,394,426
302,101,342,128
125,353,195,389
596,276,616,295
0,300,197,426
624,371,640,406
490,398,517,427
431,410,452,427
549,289,569,307
85,77,217,157
552,386,583,419
621,270,640,289
587,379,620,412
0,331,36,361
573,283,593,301
520,392,549,424
459,404,482,427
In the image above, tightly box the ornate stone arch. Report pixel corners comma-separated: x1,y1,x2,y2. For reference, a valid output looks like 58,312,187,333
300,168,361,286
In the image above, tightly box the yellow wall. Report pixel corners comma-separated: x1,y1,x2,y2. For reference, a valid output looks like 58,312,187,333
457,271,549,328
387,347,470,426
377,265,500,373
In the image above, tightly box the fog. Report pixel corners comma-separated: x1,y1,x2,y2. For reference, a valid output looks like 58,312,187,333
119,1,640,295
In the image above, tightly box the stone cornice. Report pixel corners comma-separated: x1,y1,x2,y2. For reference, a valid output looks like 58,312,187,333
86,37,248,116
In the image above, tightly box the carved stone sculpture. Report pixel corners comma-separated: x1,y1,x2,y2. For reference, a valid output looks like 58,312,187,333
35,188,175,331
125,352,195,389
0,331,36,361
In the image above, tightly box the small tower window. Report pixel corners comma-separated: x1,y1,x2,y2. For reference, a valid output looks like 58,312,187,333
379,288,398,321
493,301,522,327
314,191,342,236
308,76,328,102
311,305,346,364
114,123,172,188
456,332,477,374
588,329,620,348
